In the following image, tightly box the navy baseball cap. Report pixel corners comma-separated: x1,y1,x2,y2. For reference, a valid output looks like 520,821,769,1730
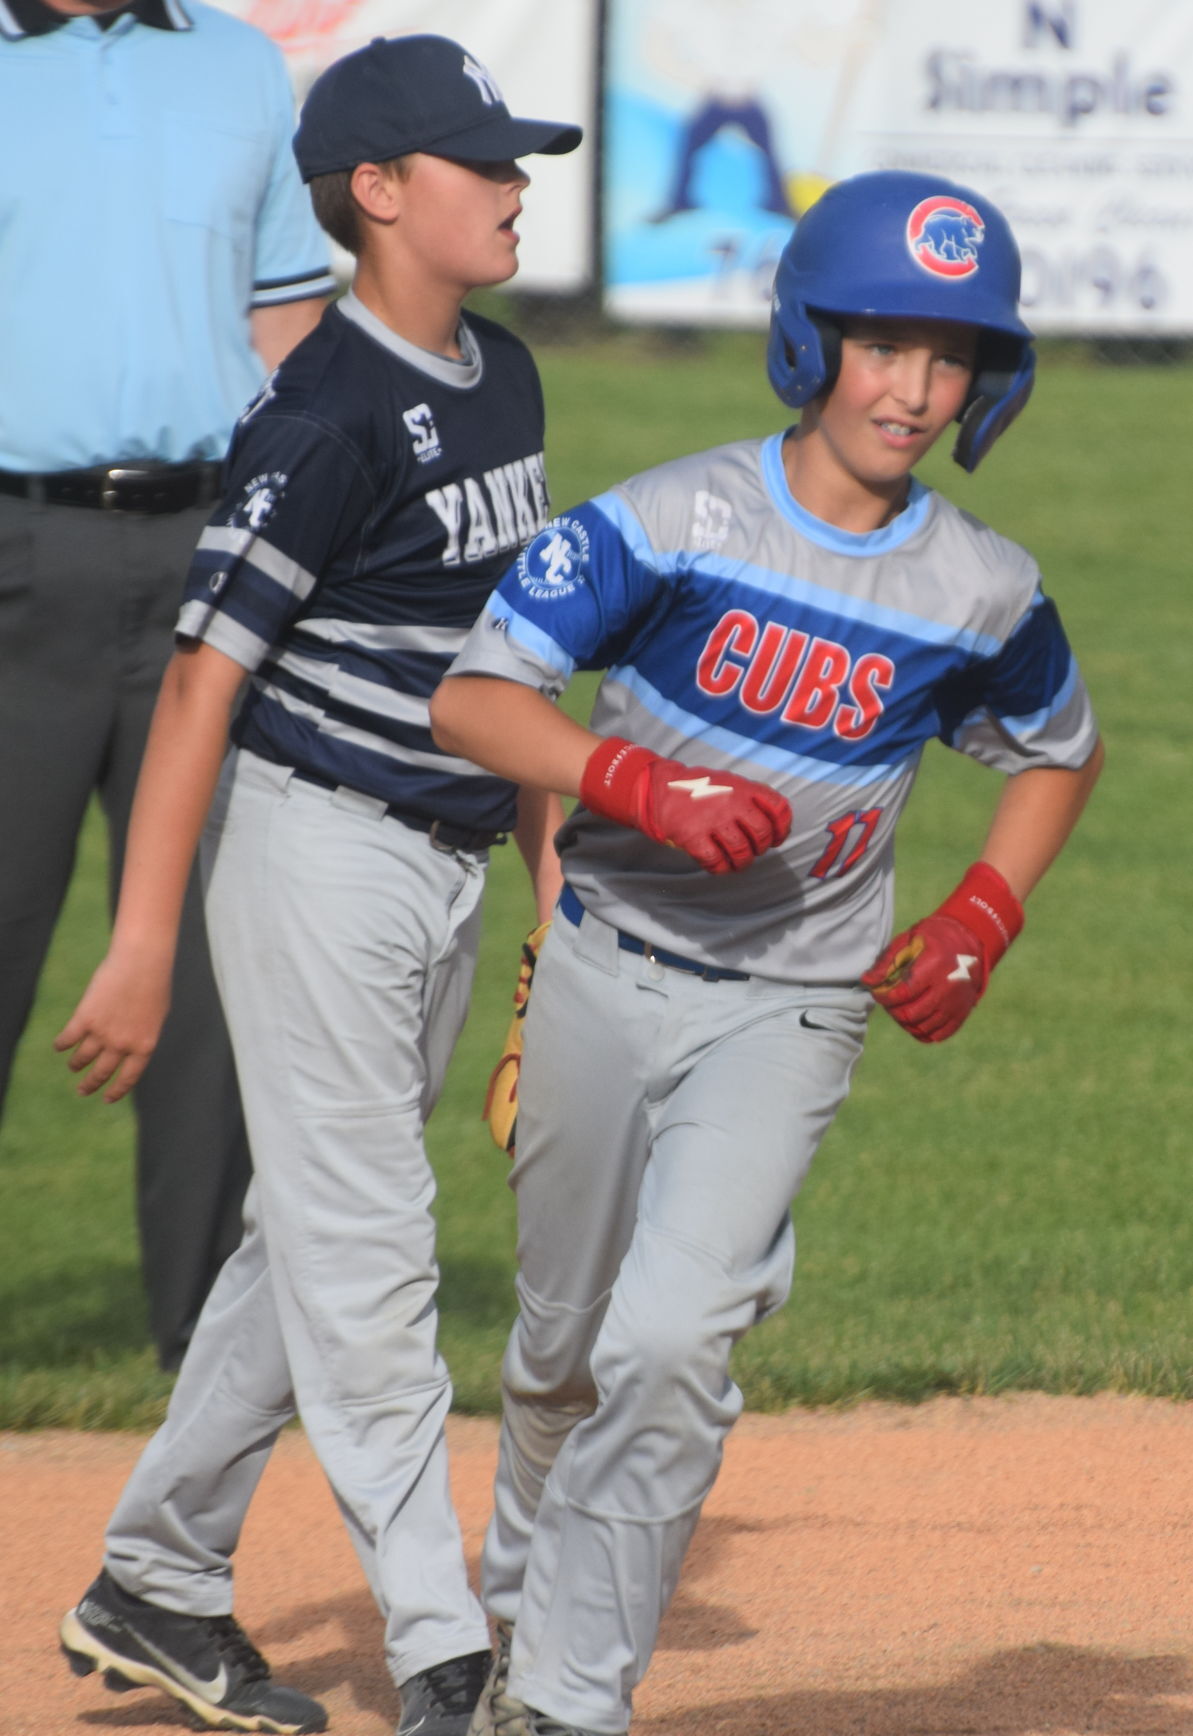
293,34,583,182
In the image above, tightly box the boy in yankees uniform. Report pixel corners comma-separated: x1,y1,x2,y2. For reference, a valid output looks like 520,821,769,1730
430,171,1104,1736
55,36,578,1736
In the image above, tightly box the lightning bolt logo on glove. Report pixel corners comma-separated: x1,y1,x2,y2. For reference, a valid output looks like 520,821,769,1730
862,861,1024,1042
580,737,791,874
666,775,736,800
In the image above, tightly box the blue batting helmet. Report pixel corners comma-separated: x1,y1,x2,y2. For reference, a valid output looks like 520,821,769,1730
767,170,1035,471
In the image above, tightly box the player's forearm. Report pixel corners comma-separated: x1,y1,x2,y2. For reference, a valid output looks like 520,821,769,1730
513,785,566,924
431,675,597,795
109,644,246,964
978,738,1105,902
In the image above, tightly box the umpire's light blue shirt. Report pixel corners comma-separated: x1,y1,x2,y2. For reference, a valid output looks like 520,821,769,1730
0,0,337,471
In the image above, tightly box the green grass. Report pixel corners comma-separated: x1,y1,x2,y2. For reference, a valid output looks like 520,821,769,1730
2,336,1190,1426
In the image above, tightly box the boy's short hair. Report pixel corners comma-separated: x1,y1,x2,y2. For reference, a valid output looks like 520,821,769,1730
309,158,412,256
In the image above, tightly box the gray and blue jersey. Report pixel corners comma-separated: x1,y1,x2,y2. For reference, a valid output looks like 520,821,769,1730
447,434,1098,984
178,294,551,834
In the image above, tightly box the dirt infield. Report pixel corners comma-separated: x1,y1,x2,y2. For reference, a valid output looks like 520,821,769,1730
3,1395,1192,1736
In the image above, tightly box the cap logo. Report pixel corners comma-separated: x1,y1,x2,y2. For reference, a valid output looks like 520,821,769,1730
906,195,985,280
461,53,503,107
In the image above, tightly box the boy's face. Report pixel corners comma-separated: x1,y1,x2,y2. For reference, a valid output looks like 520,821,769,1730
388,154,532,294
814,316,977,492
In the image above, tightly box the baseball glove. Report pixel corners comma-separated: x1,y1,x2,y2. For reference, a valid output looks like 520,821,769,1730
483,921,551,1156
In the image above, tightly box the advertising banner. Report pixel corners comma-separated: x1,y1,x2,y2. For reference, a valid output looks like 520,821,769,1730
210,0,597,291
604,0,1193,332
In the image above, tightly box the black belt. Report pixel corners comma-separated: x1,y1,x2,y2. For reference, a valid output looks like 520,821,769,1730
292,768,507,853
559,884,749,982
0,461,223,514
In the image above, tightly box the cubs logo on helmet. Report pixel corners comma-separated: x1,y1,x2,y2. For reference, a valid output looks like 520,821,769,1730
906,196,985,280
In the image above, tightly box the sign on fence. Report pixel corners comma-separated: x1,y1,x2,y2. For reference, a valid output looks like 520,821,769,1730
604,0,1193,333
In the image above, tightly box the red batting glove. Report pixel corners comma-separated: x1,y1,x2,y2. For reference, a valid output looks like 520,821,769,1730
580,737,791,874
861,861,1024,1043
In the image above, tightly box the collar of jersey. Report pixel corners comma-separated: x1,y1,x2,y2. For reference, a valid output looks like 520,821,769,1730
761,432,932,556
337,292,483,389
0,0,186,36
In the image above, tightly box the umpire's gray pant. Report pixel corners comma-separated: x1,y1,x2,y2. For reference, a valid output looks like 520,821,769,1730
0,496,250,1367
483,900,871,1733
104,749,491,1687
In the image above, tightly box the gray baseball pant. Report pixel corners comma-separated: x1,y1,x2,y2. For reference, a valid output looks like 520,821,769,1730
481,898,870,1732
104,748,491,1685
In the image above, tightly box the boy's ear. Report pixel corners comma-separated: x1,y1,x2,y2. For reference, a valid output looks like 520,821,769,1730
350,161,403,223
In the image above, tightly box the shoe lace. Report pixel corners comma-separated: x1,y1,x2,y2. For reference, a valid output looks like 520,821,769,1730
419,1652,491,1714
208,1616,271,1683
491,1623,513,1698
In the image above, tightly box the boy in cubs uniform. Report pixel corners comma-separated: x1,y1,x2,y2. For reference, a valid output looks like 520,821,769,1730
430,171,1104,1736
57,35,578,1736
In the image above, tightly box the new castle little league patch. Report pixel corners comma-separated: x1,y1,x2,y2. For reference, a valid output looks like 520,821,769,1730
905,195,986,279
517,517,590,603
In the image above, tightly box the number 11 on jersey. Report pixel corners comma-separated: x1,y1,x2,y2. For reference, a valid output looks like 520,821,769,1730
809,807,882,880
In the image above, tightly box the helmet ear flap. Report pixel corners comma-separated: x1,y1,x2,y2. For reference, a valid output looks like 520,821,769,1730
952,336,1036,473
811,315,842,400
766,308,843,409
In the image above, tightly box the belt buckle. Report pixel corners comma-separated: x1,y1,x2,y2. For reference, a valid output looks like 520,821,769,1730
101,467,147,510
428,819,457,855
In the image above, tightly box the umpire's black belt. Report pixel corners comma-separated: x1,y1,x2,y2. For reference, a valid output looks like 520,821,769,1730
292,767,507,853
559,884,749,983
0,461,223,515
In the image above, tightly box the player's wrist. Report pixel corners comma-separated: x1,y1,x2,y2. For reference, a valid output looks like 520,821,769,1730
935,860,1024,970
579,736,658,827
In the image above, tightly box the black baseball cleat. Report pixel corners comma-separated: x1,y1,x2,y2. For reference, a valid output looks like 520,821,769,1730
59,1569,327,1733
397,1649,493,1736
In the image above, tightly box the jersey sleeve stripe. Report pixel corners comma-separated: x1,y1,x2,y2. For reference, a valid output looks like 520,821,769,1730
250,271,339,307
987,654,1079,737
176,602,271,670
196,527,320,604
500,607,576,683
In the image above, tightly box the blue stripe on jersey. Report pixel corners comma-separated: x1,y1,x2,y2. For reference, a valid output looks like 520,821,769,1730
492,487,1080,777
608,662,909,790
624,585,970,767
588,489,661,566
594,484,1003,659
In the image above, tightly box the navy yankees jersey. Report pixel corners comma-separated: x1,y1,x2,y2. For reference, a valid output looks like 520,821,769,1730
448,434,1099,984
177,293,551,832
